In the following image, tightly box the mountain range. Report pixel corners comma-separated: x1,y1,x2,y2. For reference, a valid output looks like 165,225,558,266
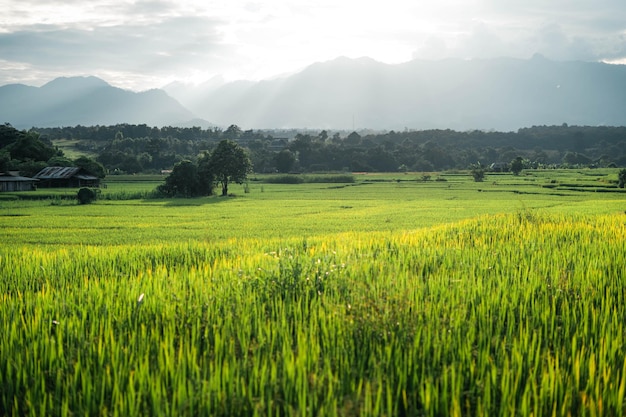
3,55,626,131
165,55,626,131
0,76,199,129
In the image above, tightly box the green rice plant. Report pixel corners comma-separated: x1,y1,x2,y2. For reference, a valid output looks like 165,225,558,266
262,174,355,184
1,212,626,415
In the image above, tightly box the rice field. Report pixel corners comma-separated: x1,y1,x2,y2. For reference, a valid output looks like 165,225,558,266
1,170,625,416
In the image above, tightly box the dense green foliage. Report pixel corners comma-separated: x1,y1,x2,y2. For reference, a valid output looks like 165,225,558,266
200,139,253,196
156,140,251,197
76,187,98,204
35,123,626,175
0,123,60,176
470,163,486,182
275,149,297,173
157,160,206,197
510,156,524,175
0,123,104,178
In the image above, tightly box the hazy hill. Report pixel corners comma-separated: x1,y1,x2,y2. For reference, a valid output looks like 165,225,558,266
0,76,200,129
166,55,626,131
5,56,626,131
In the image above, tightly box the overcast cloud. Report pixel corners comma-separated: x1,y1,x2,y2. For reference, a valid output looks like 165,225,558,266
1,0,625,90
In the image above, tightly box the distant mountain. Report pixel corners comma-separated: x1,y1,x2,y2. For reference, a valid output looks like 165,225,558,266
0,76,204,129
165,55,626,131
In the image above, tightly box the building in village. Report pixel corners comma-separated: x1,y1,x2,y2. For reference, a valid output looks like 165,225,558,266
33,166,100,188
0,171,38,192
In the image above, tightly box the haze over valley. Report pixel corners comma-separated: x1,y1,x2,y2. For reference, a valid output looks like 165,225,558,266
3,55,626,131
163,55,626,131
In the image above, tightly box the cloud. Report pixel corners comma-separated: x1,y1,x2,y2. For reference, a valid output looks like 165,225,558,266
410,0,626,63
0,15,233,89
1,0,626,90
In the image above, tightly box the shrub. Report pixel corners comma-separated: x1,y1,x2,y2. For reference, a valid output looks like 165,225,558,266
470,164,486,182
77,188,98,204
264,175,305,184
618,168,626,188
305,174,355,183
263,174,355,184
510,157,524,175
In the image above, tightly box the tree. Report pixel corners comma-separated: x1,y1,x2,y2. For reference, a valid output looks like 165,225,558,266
345,131,362,146
0,149,10,172
9,160,47,177
157,160,202,197
366,146,398,172
0,123,22,148
562,151,592,167
47,155,75,167
137,152,153,170
470,162,486,182
74,156,106,178
6,130,59,162
202,140,252,196
618,169,626,188
275,149,296,173
510,156,524,175
223,124,242,140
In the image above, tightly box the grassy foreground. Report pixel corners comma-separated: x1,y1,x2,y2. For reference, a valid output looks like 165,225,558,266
1,211,626,416
1,170,625,415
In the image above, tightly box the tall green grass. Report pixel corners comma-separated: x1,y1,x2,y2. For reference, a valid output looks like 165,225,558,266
1,213,625,416
261,174,355,184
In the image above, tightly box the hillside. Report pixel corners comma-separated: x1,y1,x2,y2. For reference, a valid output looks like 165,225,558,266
0,76,200,129
4,56,626,131
166,55,626,131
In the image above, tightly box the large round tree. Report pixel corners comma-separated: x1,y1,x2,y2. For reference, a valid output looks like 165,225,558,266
157,160,202,197
201,140,253,196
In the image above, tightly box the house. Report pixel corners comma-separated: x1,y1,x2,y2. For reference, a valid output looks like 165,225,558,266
33,166,100,188
0,171,38,192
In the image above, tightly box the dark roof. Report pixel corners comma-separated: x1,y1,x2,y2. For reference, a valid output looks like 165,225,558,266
34,166,98,180
0,172,38,182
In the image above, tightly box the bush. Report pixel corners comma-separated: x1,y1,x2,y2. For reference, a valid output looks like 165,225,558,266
156,160,210,197
264,175,305,184
305,174,355,183
618,169,626,188
77,188,98,204
470,164,486,182
263,174,355,184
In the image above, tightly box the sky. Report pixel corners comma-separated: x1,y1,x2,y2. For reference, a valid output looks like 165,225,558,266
1,0,625,91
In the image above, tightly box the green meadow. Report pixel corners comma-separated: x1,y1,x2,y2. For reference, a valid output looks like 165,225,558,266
1,169,625,416
2,169,624,245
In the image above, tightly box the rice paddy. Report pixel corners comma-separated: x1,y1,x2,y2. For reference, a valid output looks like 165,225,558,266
1,169,625,416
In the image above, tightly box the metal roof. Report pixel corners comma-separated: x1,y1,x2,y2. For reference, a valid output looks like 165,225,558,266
0,172,38,182
33,166,97,180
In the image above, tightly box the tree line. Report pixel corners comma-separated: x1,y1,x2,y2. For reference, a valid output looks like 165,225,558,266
40,123,626,174
6,123,626,179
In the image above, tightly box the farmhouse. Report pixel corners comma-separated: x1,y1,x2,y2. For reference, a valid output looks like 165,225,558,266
34,166,100,188
0,171,38,192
